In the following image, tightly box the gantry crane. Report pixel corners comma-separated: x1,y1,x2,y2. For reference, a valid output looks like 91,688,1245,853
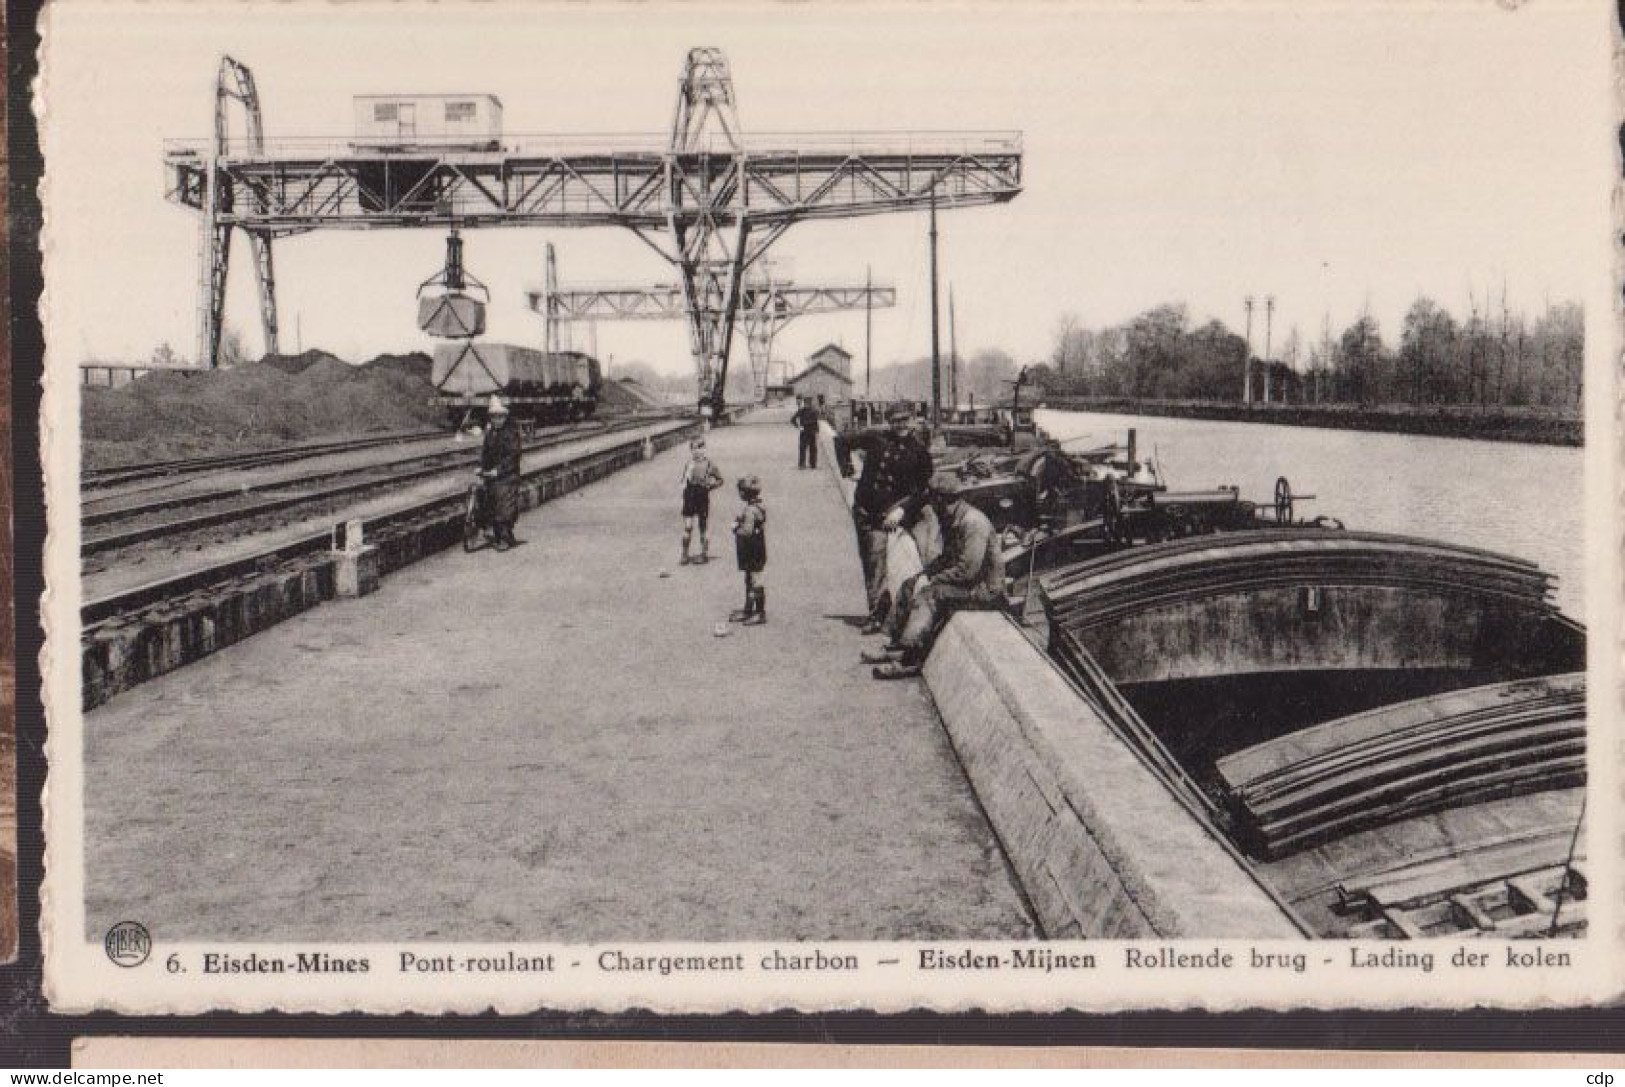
529,244,895,401
165,47,1022,413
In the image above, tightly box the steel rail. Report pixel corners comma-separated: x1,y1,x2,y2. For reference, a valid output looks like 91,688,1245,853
81,418,661,556
81,421,612,527
81,429,448,490
82,419,691,627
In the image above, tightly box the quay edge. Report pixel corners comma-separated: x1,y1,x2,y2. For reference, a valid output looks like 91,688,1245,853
923,612,1304,939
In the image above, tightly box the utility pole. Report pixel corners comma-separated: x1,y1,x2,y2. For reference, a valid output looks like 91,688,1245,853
929,190,941,425
1263,295,1275,404
865,264,873,398
1498,278,1510,408
1243,296,1255,405
1313,308,1326,402
544,242,561,354
948,284,959,415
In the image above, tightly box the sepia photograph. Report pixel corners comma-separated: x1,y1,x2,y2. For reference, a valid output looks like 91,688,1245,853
37,0,1619,1013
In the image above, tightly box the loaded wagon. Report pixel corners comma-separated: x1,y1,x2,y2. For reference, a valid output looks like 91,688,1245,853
431,343,601,428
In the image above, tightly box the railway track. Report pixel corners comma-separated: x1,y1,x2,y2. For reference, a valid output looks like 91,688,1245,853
82,416,703,707
82,417,695,628
81,420,610,526
81,419,658,558
81,429,449,491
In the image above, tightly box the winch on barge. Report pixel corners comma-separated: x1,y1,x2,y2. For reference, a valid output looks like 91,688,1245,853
930,423,1588,940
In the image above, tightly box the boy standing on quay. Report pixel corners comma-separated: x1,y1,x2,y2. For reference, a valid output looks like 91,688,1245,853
679,437,725,565
730,475,767,625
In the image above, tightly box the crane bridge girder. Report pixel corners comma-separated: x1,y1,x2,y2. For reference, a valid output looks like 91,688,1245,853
164,144,1022,232
165,47,1022,409
527,283,898,324
528,248,896,400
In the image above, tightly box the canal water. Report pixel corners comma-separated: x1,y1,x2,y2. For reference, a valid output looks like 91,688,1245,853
1035,409,1586,618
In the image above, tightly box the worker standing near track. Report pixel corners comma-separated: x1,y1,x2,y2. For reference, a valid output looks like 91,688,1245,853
479,395,524,551
679,436,725,565
834,404,934,634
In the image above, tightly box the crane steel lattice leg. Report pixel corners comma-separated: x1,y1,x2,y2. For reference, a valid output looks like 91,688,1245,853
249,230,279,357
196,184,230,370
700,235,748,411
743,319,771,402
195,55,268,368
669,48,750,415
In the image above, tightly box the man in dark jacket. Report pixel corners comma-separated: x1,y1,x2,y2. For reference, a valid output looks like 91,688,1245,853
870,479,1005,679
834,404,933,632
791,398,823,469
479,396,524,551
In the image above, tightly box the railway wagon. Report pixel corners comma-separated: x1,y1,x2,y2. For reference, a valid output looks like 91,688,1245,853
432,342,602,427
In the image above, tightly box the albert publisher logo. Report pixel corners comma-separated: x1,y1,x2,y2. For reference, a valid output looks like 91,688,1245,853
104,921,151,967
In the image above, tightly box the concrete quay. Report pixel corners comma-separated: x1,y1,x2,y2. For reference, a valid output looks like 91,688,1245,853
83,409,1036,942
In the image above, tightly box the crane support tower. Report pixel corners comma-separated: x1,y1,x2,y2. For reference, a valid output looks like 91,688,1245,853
530,243,896,401
193,56,280,368
165,48,1023,409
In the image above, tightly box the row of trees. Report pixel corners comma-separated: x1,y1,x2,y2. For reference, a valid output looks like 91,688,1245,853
1036,298,1584,412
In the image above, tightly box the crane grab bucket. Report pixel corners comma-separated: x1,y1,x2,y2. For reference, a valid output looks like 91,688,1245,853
417,230,489,338
418,294,487,338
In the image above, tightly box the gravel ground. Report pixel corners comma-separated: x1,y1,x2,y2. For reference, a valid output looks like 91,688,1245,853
83,411,1034,942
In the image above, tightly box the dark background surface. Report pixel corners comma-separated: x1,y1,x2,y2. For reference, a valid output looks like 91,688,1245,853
3,0,1623,1067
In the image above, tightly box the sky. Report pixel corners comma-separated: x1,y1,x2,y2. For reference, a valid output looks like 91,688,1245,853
42,1,1610,381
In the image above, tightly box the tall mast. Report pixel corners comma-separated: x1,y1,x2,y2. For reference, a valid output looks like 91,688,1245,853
1263,294,1275,403
1243,296,1255,404
865,264,873,398
929,190,941,423
948,284,958,414
544,242,560,354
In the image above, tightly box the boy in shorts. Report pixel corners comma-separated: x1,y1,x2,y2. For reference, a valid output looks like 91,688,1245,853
680,437,724,564
730,475,767,625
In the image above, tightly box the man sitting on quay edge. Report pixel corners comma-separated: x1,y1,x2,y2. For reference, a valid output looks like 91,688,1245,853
835,404,934,634
867,478,1005,680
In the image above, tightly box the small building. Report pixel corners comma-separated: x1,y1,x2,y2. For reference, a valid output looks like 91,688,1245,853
807,342,853,380
352,95,503,150
785,361,853,405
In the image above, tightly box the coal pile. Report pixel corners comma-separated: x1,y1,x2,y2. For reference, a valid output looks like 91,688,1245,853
599,377,670,413
82,351,438,468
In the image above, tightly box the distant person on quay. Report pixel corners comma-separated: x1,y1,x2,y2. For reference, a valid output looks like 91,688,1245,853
834,404,934,634
868,479,1005,680
730,475,767,626
791,397,824,469
679,436,725,565
479,396,524,551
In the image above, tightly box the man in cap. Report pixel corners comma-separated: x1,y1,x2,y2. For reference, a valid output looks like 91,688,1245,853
479,395,524,551
870,477,1005,679
790,397,824,470
834,404,934,633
